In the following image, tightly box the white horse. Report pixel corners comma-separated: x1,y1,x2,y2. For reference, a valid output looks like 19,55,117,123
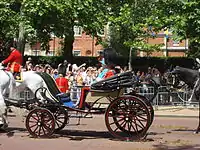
0,64,52,129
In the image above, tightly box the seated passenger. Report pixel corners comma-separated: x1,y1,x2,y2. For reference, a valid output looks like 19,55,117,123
96,47,118,80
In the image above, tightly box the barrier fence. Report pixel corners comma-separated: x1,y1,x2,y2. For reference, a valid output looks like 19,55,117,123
18,85,199,107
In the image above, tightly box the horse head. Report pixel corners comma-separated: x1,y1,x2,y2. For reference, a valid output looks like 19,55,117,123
165,66,199,90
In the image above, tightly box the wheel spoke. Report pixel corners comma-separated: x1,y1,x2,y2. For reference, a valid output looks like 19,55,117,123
55,120,61,127
110,117,125,125
38,126,42,136
136,115,148,121
133,117,144,129
56,119,64,124
131,120,138,133
30,114,39,121
29,123,38,128
33,125,39,133
136,118,146,129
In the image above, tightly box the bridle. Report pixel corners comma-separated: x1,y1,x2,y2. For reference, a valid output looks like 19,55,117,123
166,71,185,89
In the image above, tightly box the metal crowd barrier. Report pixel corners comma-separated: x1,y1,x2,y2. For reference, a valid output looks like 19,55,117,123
17,85,199,107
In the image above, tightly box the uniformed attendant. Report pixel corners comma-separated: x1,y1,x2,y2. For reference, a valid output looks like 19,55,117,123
55,74,69,93
1,45,22,79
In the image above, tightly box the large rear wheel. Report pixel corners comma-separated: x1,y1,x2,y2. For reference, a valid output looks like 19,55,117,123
105,95,151,141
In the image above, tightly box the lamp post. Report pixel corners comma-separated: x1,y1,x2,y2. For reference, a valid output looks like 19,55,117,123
53,35,55,56
91,33,94,56
164,28,169,57
128,47,133,71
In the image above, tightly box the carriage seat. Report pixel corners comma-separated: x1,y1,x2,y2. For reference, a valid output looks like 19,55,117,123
55,93,74,108
91,71,135,91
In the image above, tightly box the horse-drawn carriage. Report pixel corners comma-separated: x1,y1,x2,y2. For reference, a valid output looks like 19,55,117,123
2,70,157,141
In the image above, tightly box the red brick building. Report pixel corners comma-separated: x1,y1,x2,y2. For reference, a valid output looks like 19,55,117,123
24,28,188,57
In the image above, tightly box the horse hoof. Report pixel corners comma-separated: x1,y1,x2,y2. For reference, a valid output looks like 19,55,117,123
0,122,8,130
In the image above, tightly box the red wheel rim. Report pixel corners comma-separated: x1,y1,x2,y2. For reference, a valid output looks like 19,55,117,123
26,108,55,138
105,96,151,141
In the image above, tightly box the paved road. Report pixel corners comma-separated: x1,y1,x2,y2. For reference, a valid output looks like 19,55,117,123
0,110,200,150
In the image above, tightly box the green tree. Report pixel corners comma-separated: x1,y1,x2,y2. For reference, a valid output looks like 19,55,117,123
145,0,200,57
105,0,162,57
23,0,110,60
0,0,21,55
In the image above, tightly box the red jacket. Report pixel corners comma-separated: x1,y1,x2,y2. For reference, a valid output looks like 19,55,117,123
55,77,69,93
2,49,22,72
104,70,115,79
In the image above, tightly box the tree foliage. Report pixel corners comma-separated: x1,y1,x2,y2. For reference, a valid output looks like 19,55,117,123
146,0,200,57
104,0,163,57
2,0,199,59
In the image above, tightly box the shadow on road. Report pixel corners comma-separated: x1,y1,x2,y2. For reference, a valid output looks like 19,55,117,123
0,127,27,138
55,129,116,141
54,129,158,142
153,143,200,150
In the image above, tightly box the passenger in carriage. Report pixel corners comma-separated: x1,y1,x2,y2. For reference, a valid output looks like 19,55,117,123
102,47,118,79
96,58,109,81
1,44,22,80
103,64,116,79
96,47,118,81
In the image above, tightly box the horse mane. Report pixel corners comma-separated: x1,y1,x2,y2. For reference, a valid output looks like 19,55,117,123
174,66,199,88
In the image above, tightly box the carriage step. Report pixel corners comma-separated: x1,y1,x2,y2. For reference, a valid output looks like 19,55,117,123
68,114,93,118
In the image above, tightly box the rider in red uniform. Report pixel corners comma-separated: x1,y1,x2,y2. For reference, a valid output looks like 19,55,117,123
1,46,22,79
55,74,69,93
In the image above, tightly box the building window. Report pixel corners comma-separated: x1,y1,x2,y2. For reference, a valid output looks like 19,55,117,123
74,26,82,36
32,50,40,56
173,40,180,46
73,50,81,56
48,50,55,56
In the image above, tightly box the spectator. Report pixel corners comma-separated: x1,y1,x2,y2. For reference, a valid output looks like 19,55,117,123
52,69,59,79
25,57,32,71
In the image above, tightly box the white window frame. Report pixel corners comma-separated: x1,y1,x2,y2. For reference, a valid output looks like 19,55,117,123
74,26,82,36
173,40,180,46
73,50,81,56
32,50,40,56
48,50,55,56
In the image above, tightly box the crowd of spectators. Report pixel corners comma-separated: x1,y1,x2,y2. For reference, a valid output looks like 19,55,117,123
23,57,162,99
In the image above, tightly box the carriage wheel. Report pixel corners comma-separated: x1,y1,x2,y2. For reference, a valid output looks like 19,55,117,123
25,108,55,138
105,95,151,141
111,96,152,139
50,106,69,132
34,87,47,100
137,95,154,125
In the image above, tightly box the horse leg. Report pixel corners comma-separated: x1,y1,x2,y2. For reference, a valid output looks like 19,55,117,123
0,93,8,130
195,100,200,134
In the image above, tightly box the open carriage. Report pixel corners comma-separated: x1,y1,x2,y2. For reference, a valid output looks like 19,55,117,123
21,71,156,141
